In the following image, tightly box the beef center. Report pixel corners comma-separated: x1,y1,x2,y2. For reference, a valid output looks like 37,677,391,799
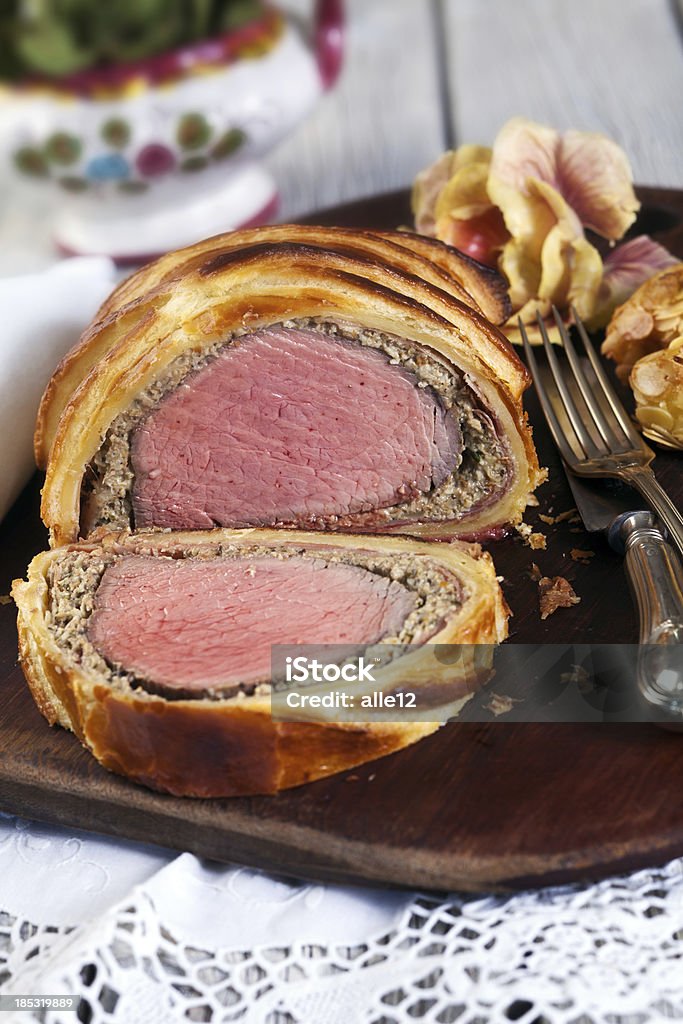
82,320,510,534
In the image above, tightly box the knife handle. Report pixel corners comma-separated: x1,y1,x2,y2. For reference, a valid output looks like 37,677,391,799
617,511,683,720
627,466,683,565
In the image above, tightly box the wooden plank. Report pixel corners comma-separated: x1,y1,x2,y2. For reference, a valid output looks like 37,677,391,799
3,187,683,892
265,0,447,219
443,0,683,187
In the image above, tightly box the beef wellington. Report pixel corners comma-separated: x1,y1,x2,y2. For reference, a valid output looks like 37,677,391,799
13,529,507,797
35,226,543,546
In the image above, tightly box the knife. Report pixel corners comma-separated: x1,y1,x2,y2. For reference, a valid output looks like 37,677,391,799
564,470,683,721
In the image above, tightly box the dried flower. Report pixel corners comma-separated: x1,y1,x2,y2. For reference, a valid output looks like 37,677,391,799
413,146,507,267
412,118,676,343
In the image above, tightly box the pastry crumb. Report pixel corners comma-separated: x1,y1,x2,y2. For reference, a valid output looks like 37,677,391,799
554,509,581,524
0,594,11,605
560,663,593,694
538,513,555,525
516,522,547,549
484,692,523,716
570,548,595,564
527,562,542,582
538,576,580,620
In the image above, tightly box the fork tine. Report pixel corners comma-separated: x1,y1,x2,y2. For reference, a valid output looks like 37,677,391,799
535,312,603,458
519,319,581,466
549,306,625,449
570,304,650,451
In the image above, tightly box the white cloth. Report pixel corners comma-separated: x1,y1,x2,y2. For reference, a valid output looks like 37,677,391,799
0,257,116,521
1,812,682,1024
0,813,408,947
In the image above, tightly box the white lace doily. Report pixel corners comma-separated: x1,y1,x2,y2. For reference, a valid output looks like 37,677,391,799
1,814,683,1023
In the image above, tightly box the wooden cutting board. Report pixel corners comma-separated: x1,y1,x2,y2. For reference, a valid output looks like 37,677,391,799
1,187,683,892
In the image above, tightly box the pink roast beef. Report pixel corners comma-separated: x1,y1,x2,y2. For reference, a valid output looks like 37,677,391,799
131,327,461,530
87,553,417,695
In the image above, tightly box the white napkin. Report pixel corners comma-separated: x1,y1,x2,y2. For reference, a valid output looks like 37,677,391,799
0,256,117,522
0,815,410,943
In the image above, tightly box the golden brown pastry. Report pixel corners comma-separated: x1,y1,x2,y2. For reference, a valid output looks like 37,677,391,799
13,528,507,798
36,225,511,469
629,337,683,447
602,263,683,380
36,225,541,547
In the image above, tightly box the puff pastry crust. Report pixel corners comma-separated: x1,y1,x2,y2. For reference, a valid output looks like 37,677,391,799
35,225,541,546
13,528,508,798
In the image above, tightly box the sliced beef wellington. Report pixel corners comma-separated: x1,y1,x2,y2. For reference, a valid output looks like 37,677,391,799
35,225,511,469
37,226,543,546
13,529,507,798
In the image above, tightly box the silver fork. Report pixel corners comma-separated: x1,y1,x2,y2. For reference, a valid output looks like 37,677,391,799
520,305,683,562
522,307,683,720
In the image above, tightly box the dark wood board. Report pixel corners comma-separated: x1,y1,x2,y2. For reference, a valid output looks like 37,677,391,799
1,187,683,892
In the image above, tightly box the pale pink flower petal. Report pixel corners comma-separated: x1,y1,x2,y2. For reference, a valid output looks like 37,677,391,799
488,117,559,196
604,235,677,293
557,130,640,240
412,146,494,234
590,235,678,326
434,155,492,223
412,150,457,235
498,179,599,318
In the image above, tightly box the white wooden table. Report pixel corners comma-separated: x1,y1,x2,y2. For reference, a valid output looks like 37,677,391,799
270,0,683,218
1,0,682,275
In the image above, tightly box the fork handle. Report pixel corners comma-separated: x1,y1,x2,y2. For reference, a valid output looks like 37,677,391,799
626,466,683,563
618,511,683,720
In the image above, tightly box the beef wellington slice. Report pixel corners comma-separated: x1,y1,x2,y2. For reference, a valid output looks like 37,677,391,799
13,530,507,797
35,225,543,545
